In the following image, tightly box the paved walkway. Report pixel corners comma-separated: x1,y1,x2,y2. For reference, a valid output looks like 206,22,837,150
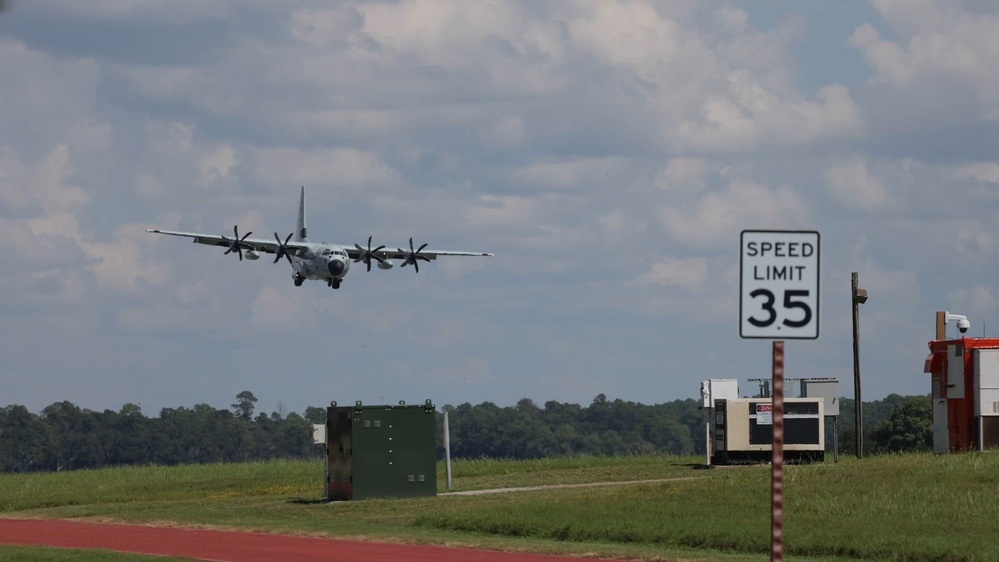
441,476,703,496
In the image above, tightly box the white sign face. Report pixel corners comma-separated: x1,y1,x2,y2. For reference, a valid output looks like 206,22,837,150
756,403,773,425
740,230,820,339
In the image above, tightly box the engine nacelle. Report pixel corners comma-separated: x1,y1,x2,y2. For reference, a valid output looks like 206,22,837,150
245,250,261,260
378,259,394,270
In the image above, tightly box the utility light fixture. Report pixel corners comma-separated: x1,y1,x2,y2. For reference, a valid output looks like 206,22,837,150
853,288,868,304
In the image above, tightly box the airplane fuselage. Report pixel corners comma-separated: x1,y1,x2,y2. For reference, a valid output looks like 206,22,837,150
302,244,351,278
287,243,393,288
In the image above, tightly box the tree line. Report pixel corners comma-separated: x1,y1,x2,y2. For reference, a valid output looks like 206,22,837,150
1,391,932,473
441,393,932,459
0,391,325,472
441,395,703,459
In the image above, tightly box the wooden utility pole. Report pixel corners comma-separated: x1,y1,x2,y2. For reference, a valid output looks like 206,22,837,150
851,272,867,458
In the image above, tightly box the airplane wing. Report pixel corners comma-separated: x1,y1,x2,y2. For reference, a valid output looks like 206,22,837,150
145,228,308,257
372,248,493,261
344,244,492,262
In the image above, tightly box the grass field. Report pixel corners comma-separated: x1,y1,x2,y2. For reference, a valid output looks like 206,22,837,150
2,453,998,561
0,546,194,561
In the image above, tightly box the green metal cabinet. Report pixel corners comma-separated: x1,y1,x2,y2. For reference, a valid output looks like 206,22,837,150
326,400,437,500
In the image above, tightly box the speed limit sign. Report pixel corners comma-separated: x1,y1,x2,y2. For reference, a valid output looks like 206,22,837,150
740,230,820,339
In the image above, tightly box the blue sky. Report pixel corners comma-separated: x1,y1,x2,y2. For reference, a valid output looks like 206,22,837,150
2,0,999,417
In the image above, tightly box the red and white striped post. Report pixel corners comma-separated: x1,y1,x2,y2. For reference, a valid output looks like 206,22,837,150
771,340,785,562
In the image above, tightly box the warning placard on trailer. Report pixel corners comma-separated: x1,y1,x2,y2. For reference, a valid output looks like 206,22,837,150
756,403,773,425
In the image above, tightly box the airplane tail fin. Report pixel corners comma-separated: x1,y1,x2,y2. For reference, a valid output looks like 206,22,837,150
295,186,309,242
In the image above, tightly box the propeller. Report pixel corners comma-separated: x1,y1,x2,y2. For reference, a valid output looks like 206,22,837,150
222,225,253,261
399,237,431,273
273,232,294,264
353,236,385,272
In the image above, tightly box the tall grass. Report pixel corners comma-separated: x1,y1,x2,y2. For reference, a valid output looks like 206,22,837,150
421,453,999,561
0,460,320,512
2,454,998,561
0,546,193,561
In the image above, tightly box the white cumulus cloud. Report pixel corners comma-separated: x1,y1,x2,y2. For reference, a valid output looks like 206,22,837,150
823,158,891,211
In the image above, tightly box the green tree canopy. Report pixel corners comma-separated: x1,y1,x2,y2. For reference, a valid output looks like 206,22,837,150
231,391,258,421
869,396,932,454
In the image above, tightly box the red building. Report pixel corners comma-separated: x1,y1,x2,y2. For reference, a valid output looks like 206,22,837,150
924,337,999,452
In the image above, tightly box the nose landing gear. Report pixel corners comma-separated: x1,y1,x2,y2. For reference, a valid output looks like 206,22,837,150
293,273,305,287
327,279,341,289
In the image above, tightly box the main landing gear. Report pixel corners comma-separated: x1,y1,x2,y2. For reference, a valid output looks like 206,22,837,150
292,274,340,289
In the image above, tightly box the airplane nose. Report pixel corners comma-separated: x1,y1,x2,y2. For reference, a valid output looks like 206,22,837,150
328,259,345,276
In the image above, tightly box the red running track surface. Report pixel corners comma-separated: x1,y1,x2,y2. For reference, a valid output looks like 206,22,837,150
1,518,626,561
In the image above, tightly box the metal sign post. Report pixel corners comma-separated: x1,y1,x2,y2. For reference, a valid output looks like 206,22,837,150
740,230,820,562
